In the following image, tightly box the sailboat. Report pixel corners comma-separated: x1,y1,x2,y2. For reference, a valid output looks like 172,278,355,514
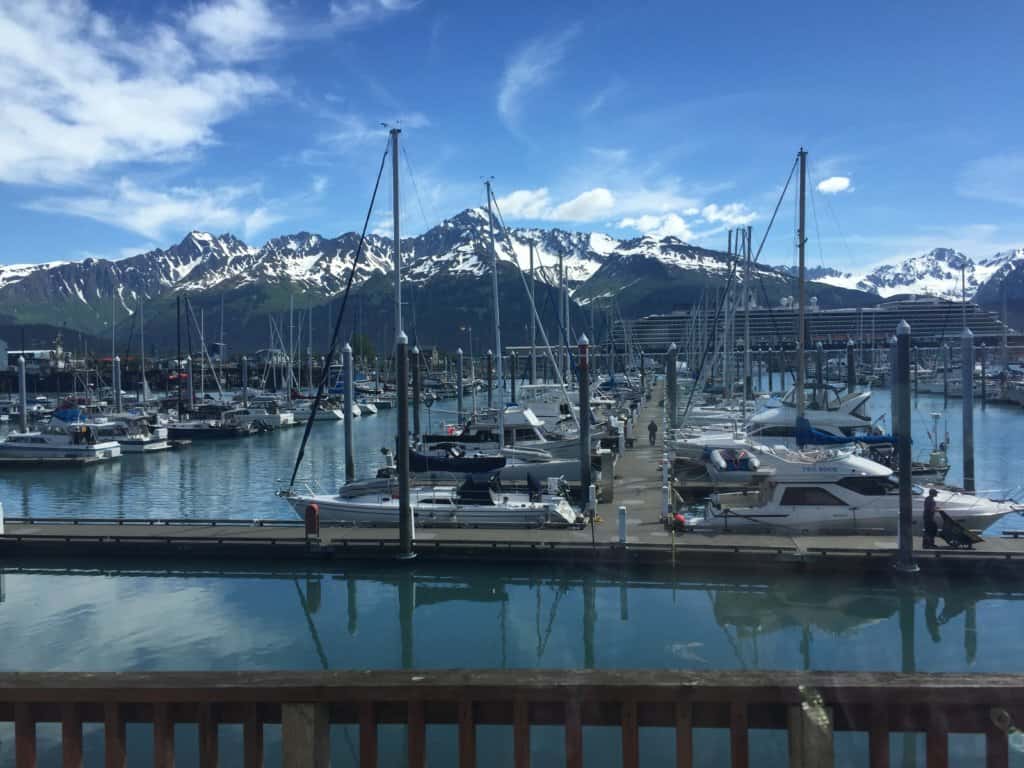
679,149,1016,535
283,131,580,528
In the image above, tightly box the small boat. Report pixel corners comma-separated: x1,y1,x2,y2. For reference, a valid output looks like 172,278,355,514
291,400,345,422
168,420,253,440
356,400,378,415
90,415,171,453
287,475,581,528
222,407,295,431
0,423,121,464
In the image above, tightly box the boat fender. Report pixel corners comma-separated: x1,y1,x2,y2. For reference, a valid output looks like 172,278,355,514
304,503,320,536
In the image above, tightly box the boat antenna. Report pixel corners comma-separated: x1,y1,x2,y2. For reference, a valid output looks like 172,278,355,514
287,135,390,489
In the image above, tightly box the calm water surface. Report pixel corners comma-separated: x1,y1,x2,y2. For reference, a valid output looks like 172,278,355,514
1,561,1022,766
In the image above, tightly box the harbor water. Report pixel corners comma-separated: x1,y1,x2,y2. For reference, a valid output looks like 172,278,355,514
0,561,1022,766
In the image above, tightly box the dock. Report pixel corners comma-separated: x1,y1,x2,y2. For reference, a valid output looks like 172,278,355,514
4,381,1024,574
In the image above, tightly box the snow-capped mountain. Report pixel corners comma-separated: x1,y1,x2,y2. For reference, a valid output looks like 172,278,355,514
0,207,875,349
806,247,1024,301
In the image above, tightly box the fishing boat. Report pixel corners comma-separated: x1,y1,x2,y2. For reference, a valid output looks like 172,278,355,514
0,423,121,463
286,475,581,528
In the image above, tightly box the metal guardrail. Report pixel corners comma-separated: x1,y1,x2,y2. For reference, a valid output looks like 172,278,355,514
0,669,1019,767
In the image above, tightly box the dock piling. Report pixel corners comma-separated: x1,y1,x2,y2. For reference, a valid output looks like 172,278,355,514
980,342,987,406
17,356,27,433
396,332,414,559
411,346,421,440
113,355,122,412
943,344,949,403
241,356,249,407
578,335,592,509
486,350,493,410
618,505,627,544
894,321,917,573
846,339,856,393
510,350,517,404
456,347,464,424
186,357,194,411
343,343,355,484
666,342,678,429
962,328,976,492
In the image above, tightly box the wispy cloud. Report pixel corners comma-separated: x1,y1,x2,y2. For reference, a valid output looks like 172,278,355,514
27,178,265,239
187,0,285,62
0,0,275,186
701,203,758,225
958,153,1024,207
618,214,692,240
312,112,430,156
330,0,420,30
498,25,581,131
816,176,852,194
582,77,624,116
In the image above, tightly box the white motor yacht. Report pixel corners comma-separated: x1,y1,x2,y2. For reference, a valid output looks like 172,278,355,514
291,400,345,422
747,386,873,439
222,407,295,431
0,423,121,463
682,445,1019,534
421,406,584,459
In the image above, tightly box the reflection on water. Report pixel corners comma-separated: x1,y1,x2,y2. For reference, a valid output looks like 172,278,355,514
0,561,1017,766
0,561,1014,674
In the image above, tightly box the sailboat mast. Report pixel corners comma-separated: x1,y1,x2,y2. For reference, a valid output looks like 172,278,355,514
529,241,536,384
796,148,808,421
485,180,505,450
743,226,752,414
140,300,145,404
392,129,403,337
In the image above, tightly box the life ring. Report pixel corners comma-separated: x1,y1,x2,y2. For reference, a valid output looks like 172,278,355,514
305,503,319,517
447,425,455,435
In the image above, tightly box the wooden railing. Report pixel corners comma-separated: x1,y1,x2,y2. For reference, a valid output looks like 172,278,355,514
1,669,1020,767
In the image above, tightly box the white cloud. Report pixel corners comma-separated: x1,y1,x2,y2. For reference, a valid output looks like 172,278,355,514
495,187,613,222
0,0,275,185
618,213,694,240
243,206,283,237
330,0,419,30
312,176,328,195
701,203,758,226
958,153,1024,207
550,187,615,221
495,188,552,219
498,25,581,129
27,178,265,239
187,0,284,62
816,176,852,195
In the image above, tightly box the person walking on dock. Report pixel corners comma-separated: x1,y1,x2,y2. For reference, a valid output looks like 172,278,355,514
923,488,939,549
648,419,658,447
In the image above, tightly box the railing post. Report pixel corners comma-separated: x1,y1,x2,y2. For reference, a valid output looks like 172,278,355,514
282,703,329,768
407,700,426,768
153,702,174,768
459,701,476,768
244,706,264,768
675,701,693,768
105,703,126,768
514,699,530,768
199,703,218,768
621,700,639,768
565,699,583,768
730,702,749,768
62,703,84,768
787,702,833,768
15,702,35,768
360,702,378,768
868,706,889,768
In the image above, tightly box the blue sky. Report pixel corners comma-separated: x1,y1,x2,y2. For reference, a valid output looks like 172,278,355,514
0,0,1021,272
